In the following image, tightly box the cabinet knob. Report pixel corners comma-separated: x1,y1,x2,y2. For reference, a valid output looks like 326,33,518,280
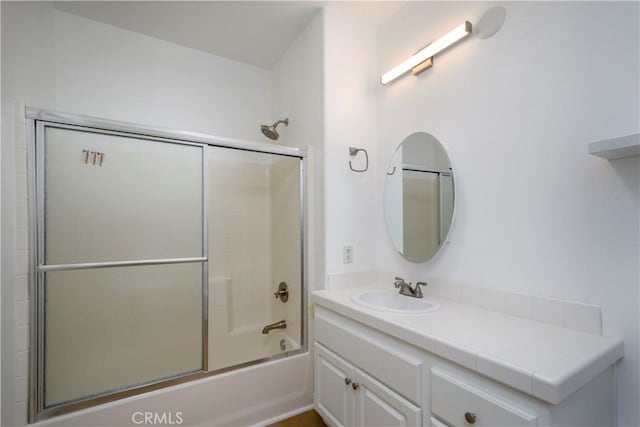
344,377,352,386
352,382,360,391
464,412,476,424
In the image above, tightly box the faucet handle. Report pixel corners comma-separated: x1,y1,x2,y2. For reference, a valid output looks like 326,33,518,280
414,281,428,298
394,276,405,288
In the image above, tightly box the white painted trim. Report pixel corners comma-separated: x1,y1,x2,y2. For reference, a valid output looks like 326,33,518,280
250,403,315,427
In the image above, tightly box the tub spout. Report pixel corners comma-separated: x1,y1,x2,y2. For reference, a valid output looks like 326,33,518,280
262,320,287,334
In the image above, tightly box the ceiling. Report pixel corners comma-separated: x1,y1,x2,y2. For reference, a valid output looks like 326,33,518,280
53,1,323,69
53,1,405,70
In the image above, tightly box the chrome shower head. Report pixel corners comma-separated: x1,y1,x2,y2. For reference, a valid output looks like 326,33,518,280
260,118,289,140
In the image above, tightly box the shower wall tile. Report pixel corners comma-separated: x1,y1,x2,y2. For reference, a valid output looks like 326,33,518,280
16,173,28,201
16,225,29,250
16,351,29,378
15,276,29,301
11,108,32,415
15,326,29,352
16,200,28,226
210,277,229,308
16,375,28,403
15,251,29,277
15,402,27,427
15,148,27,174
15,300,29,327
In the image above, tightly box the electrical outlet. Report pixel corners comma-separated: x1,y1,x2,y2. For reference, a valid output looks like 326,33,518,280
343,246,353,264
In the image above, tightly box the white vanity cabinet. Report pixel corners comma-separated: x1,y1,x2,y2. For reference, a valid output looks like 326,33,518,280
313,301,618,427
314,307,424,427
316,344,421,427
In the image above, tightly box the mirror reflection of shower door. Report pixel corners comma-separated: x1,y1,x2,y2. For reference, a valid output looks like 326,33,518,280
439,173,454,244
39,125,206,408
207,146,302,371
402,170,439,262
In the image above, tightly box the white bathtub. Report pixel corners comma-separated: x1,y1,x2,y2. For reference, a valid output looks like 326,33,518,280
34,352,312,427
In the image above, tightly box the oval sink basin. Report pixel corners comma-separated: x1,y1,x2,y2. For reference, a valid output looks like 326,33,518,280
350,289,439,314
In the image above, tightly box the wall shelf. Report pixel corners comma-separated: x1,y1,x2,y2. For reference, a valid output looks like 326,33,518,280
588,133,640,160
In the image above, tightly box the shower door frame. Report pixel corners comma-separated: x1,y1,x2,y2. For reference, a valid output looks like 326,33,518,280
26,108,308,422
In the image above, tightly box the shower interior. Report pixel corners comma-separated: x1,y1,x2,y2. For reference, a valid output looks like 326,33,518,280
207,146,302,370
28,110,304,420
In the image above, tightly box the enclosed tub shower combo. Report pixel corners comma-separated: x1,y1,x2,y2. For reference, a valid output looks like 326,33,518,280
25,109,307,421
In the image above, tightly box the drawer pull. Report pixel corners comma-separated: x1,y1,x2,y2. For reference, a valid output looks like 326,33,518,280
352,382,360,391
464,412,477,424
344,377,352,386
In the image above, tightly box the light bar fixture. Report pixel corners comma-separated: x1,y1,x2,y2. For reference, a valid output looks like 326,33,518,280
380,21,472,85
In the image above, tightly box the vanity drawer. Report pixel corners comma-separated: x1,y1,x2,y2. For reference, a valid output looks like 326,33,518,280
431,369,537,427
315,307,423,406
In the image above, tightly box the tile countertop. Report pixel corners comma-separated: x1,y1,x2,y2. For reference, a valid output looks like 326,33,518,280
311,285,623,405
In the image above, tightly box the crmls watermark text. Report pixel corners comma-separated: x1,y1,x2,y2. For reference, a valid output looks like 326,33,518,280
131,412,184,425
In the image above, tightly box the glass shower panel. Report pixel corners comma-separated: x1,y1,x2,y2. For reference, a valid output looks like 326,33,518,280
44,127,203,264
44,263,203,407
207,146,301,371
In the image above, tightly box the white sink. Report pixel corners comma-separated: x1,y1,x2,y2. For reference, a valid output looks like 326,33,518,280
350,289,439,314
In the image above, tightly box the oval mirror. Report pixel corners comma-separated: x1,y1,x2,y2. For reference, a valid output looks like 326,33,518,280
384,132,455,263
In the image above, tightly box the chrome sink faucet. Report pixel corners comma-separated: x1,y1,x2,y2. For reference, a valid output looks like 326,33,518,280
394,276,426,299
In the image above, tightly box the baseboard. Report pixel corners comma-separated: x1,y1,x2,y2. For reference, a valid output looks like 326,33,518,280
250,403,315,427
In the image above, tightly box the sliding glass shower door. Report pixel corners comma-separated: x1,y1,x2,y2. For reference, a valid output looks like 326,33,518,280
30,111,306,421
39,126,206,407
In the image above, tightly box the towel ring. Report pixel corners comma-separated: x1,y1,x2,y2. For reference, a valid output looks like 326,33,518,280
349,147,368,173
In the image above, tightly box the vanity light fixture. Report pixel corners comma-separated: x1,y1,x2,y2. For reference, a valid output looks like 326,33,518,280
380,21,472,85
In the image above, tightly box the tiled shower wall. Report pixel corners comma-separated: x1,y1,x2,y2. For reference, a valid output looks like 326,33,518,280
209,154,272,331
269,157,302,346
8,100,31,425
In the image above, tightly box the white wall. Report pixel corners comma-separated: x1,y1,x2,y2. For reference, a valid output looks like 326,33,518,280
323,4,378,275
375,2,639,425
272,10,324,293
51,7,272,141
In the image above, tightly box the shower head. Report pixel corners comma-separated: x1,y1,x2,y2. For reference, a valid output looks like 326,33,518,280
260,118,289,140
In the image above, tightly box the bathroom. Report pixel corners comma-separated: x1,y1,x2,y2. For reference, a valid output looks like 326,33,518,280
1,1,638,426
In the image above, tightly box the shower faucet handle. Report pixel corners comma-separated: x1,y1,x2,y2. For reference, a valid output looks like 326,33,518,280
273,282,289,302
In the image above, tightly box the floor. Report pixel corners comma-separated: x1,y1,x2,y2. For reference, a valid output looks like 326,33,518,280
268,410,327,427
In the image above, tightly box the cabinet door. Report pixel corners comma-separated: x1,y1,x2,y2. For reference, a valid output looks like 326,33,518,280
354,368,422,427
315,344,355,427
